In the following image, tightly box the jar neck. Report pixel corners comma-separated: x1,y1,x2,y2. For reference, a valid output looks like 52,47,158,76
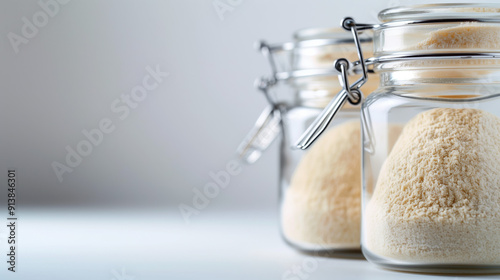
378,65,500,97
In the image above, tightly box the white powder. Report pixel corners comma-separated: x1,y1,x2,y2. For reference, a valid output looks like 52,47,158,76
282,121,362,248
365,108,500,263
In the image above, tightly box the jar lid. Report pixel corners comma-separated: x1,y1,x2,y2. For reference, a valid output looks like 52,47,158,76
378,3,500,23
258,27,372,80
257,27,375,109
369,3,500,64
294,27,362,42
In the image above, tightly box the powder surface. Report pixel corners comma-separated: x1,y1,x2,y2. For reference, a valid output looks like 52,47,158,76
281,121,362,248
365,108,500,263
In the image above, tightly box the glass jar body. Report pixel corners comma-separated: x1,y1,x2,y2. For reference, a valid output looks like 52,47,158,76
280,104,362,256
243,26,377,256
361,70,500,273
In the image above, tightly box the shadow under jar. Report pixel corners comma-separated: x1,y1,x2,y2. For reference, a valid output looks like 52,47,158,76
296,3,500,274
238,28,377,256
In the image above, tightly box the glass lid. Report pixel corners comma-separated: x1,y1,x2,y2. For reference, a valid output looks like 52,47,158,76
379,3,500,23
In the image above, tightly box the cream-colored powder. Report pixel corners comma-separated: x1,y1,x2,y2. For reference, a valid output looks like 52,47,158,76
283,121,402,248
401,23,500,69
417,23,500,50
395,23,500,99
282,121,362,248
365,108,500,263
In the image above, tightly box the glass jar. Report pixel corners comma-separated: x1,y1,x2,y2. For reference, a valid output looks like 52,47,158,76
238,28,378,255
298,3,500,273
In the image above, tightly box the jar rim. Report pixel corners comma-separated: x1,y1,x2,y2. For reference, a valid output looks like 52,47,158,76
367,52,500,66
368,90,500,103
378,3,500,23
264,36,371,54
294,27,356,41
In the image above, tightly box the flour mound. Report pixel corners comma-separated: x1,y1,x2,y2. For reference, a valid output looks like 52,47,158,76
282,121,361,248
365,108,500,263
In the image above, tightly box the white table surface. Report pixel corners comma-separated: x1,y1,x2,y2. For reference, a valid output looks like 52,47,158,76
0,209,497,280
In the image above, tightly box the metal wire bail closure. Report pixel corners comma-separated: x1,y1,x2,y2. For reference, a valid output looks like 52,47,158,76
335,58,362,105
237,103,282,164
237,74,282,164
295,18,371,150
236,38,285,164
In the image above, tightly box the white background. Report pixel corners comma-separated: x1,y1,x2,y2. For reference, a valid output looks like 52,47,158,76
0,0,418,212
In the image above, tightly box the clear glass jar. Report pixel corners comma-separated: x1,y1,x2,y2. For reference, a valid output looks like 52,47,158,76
239,28,378,256
358,4,500,274
280,106,363,256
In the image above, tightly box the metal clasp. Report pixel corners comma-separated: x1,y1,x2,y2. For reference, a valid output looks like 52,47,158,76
237,76,282,164
237,104,282,164
295,17,373,150
237,40,285,164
